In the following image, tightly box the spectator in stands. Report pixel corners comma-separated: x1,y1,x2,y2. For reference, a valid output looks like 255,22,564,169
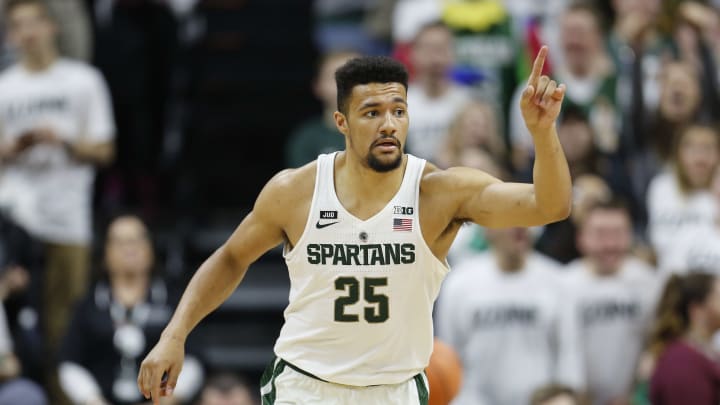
564,199,659,405
437,226,582,405
404,20,470,163
535,173,613,266
662,164,720,275
648,272,720,405
313,0,388,55
633,61,703,206
445,150,506,265
0,0,115,402
647,123,719,270
435,100,505,169
510,3,618,173
0,213,45,382
46,0,92,61
441,0,520,129
531,384,587,405
197,372,256,405
672,2,720,118
0,4,15,70
0,300,47,405
284,51,358,168
58,215,203,405
533,108,625,264
608,0,668,117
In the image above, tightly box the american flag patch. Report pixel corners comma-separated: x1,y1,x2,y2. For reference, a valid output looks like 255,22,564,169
393,218,413,232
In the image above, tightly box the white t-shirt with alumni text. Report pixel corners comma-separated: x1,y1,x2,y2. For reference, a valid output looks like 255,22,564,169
0,59,115,244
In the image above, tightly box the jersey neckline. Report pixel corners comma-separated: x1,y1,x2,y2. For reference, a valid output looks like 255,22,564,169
328,151,413,224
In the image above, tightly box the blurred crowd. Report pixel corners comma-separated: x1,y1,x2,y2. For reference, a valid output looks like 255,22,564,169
0,0,719,404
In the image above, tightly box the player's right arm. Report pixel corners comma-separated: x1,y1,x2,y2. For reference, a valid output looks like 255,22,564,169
137,169,298,404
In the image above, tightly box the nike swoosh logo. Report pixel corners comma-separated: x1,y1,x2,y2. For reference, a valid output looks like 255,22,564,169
316,220,340,229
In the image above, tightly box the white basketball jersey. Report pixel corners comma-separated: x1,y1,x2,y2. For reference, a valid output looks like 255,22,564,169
274,152,449,387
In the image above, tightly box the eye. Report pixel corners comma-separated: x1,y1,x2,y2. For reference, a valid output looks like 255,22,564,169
365,110,378,118
394,109,406,117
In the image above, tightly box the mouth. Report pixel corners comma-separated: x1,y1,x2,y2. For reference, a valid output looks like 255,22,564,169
373,138,400,152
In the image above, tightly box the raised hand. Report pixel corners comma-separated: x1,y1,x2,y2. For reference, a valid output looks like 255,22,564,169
520,46,566,135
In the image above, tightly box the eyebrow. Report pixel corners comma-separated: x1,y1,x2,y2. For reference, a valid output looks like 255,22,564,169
357,97,408,111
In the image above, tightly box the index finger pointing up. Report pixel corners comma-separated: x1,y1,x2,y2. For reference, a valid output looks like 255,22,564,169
528,46,548,88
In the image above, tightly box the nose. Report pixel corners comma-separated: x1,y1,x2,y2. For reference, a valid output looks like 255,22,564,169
379,111,397,136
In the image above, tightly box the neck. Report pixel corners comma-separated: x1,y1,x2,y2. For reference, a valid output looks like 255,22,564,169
685,323,715,355
336,152,406,204
494,250,525,273
21,47,58,72
111,273,149,307
569,65,592,78
418,74,449,98
588,259,620,277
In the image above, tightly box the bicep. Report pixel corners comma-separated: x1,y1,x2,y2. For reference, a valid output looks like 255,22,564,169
222,211,285,270
453,169,544,227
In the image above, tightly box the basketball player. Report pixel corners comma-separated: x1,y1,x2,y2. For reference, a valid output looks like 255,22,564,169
138,46,570,404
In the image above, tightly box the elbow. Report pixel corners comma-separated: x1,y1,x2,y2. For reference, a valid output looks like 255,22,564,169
217,243,249,273
542,199,572,223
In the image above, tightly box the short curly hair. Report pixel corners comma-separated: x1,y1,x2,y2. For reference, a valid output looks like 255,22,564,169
335,56,408,115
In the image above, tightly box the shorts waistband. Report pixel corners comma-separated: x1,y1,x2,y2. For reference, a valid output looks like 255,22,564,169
277,358,423,388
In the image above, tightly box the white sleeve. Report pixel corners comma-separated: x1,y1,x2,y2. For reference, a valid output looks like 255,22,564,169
554,286,586,391
82,68,115,142
173,355,204,401
58,361,104,404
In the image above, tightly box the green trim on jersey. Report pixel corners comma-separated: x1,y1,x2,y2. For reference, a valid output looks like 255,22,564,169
260,358,286,405
260,357,429,404
414,373,429,405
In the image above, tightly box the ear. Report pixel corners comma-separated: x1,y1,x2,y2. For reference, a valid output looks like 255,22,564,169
334,111,349,137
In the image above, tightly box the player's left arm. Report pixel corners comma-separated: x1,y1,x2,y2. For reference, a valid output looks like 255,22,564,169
451,46,571,228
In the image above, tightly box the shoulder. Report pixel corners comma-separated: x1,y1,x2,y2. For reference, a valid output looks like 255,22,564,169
249,161,317,229
445,253,494,289
560,259,589,284
447,84,471,104
258,161,317,205
57,59,108,86
451,251,494,274
655,341,705,374
527,252,563,278
0,65,22,87
621,257,656,280
648,170,677,197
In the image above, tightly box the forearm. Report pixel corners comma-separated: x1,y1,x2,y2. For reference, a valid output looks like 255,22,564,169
66,140,114,166
162,246,248,342
531,126,572,219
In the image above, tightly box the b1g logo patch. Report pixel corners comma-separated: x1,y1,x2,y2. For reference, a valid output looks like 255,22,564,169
393,206,414,215
320,210,338,219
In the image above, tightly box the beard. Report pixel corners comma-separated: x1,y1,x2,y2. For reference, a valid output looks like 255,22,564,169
367,138,403,172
